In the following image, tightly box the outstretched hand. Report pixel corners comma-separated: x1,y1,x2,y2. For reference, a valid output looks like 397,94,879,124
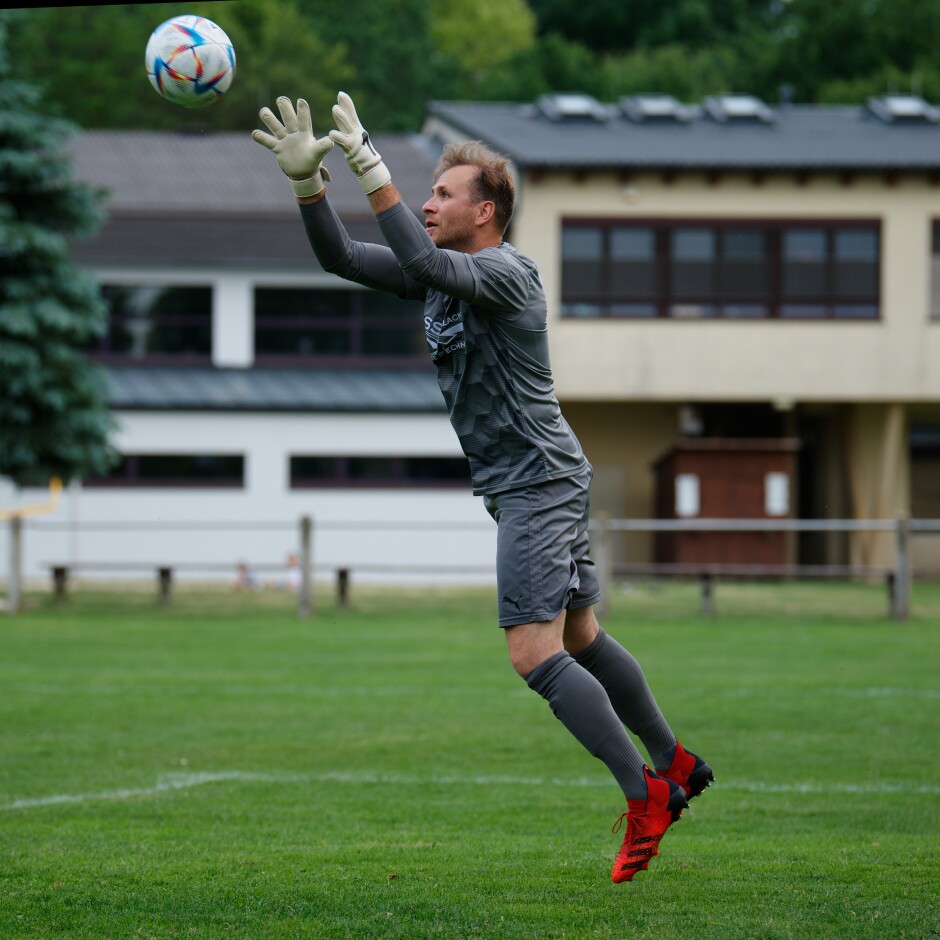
252,97,334,198
328,92,391,194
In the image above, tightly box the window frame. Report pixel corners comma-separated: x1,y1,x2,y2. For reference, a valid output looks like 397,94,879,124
84,283,215,365
289,455,471,489
253,286,427,367
83,454,245,489
560,218,882,321
930,220,940,320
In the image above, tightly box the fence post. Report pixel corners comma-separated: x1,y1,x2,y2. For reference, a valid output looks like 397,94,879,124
594,512,612,619
337,568,350,609
892,515,910,622
157,567,173,606
298,515,313,619
699,572,715,617
7,515,23,615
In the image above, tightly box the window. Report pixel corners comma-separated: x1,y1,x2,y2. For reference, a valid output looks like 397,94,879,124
290,455,471,488
910,426,940,518
254,288,426,361
561,220,880,319
85,285,212,359
85,454,244,488
931,222,940,319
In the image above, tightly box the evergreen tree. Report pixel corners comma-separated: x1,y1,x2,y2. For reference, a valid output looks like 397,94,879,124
0,11,117,488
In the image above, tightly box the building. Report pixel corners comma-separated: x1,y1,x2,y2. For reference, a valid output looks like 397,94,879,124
4,93,939,585
423,92,940,573
2,130,495,585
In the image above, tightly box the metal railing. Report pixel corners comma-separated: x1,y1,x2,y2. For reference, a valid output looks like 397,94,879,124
590,516,940,622
5,513,940,621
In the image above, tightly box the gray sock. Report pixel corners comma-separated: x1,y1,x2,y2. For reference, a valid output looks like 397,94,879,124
525,651,648,800
572,628,677,772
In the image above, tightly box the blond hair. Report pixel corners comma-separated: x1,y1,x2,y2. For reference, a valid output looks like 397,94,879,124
433,141,515,235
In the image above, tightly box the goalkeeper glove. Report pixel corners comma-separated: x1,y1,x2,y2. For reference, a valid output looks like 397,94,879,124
328,91,391,195
252,97,334,198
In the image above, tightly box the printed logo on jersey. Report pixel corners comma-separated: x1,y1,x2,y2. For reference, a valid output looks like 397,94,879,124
425,295,465,363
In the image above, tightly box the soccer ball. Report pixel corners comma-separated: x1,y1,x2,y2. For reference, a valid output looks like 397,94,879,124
145,15,236,108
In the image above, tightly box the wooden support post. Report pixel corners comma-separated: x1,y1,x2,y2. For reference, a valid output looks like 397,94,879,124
6,516,23,614
7,515,23,614
53,566,69,602
337,568,350,609
891,515,910,622
699,572,715,617
298,515,313,619
594,512,612,619
158,567,173,606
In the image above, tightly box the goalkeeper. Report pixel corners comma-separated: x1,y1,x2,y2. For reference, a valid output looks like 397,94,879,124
252,93,712,882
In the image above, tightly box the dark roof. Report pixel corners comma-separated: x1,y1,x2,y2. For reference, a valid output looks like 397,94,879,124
68,130,439,215
102,366,445,413
67,131,441,268
424,96,940,172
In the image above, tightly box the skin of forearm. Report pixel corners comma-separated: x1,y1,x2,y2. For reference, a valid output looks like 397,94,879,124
367,182,402,215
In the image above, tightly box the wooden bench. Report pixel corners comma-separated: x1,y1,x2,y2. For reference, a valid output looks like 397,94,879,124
614,562,894,615
46,562,293,604
45,562,495,609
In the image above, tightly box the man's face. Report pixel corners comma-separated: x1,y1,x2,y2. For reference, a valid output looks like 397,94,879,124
422,164,482,251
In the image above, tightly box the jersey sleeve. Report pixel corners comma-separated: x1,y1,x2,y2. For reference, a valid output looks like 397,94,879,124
376,202,530,316
299,198,426,300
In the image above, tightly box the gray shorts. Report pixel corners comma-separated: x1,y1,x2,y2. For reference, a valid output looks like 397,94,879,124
483,465,602,627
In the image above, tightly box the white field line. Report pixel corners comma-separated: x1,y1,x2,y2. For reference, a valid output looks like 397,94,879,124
3,770,940,812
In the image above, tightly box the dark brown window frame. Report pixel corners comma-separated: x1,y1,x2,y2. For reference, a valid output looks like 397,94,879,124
84,284,214,363
561,218,882,320
253,286,427,366
84,454,245,489
289,455,471,489
931,220,940,320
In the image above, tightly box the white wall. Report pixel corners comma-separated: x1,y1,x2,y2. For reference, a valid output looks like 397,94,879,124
1,411,496,588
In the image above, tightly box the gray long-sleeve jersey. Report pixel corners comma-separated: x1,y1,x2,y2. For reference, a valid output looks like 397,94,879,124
299,196,588,496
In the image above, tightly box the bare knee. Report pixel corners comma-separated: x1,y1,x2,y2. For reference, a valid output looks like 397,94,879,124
505,616,565,678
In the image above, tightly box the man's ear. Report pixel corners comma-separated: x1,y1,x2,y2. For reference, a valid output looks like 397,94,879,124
475,200,496,227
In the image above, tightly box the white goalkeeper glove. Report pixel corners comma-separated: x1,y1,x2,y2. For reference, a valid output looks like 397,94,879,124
252,97,334,199
328,91,391,195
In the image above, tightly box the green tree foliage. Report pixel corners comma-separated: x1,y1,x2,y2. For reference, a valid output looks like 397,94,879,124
526,0,767,53
295,0,448,131
15,1,351,133
429,0,536,96
9,0,940,129
766,0,940,103
0,12,117,487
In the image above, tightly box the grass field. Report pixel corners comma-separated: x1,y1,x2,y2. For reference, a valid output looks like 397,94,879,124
1,580,938,939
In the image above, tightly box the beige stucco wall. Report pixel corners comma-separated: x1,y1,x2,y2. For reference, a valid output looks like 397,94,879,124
512,172,940,404
503,167,940,571
562,399,925,571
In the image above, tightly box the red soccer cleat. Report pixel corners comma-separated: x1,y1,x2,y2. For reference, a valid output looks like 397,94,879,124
657,742,714,800
611,766,688,883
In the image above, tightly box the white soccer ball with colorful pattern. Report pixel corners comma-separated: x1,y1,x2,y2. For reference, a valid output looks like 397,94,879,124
145,15,235,108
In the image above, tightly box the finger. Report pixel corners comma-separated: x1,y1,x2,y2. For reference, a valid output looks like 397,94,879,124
258,107,287,139
331,103,355,135
314,137,335,160
337,91,359,124
276,96,299,134
251,129,279,151
328,129,351,150
296,98,312,136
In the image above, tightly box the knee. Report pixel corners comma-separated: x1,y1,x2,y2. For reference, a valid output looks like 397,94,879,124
508,646,538,679
505,624,564,678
